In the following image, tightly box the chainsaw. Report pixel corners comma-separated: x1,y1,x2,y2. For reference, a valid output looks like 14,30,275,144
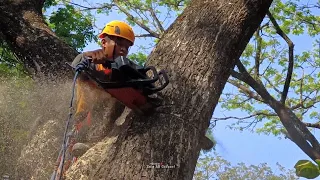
73,55,169,113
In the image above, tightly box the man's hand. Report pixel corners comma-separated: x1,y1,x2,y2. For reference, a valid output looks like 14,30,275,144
83,37,115,64
75,57,90,71
83,49,108,64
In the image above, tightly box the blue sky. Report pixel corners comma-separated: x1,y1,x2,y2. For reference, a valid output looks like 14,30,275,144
213,107,310,171
74,0,320,178
212,30,318,170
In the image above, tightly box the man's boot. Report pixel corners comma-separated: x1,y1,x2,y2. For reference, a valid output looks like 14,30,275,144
71,143,90,158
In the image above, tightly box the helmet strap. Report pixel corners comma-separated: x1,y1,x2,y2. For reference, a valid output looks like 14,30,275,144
112,43,117,60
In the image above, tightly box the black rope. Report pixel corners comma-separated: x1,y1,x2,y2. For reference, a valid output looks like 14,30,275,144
52,70,79,180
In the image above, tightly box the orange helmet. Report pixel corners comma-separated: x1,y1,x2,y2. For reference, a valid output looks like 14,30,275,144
99,20,135,46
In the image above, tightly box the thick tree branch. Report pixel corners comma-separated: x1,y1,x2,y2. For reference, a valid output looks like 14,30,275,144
135,34,155,38
235,59,320,161
267,10,294,104
304,122,320,129
290,96,320,110
37,0,45,12
68,2,91,9
300,69,304,107
69,2,115,11
149,6,165,34
113,0,160,38
254,29,262,77
213,111,277,121
0,0,77,78
228,78,265,103
231,67,271,103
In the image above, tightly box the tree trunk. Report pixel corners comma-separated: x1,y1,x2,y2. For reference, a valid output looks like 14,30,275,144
0,0,274,179
65,0,273,179
0,0,77,79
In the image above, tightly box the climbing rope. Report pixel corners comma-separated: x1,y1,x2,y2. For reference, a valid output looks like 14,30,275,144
51,70,79,180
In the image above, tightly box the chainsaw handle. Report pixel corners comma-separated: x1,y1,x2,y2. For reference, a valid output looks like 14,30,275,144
143,69,169,94
158,70,170,89
143,66,160,83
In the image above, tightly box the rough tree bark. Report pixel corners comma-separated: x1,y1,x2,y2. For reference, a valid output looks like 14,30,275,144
0,0,274,179
0,0,77,79
65,0,273,179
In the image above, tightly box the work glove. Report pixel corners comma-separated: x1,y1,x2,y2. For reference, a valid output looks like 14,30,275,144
75,56,90,72
84,49,116,69
83,49,108,64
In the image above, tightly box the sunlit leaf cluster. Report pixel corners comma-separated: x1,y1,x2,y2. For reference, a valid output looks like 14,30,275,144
217,0,320,137
44,1,96,50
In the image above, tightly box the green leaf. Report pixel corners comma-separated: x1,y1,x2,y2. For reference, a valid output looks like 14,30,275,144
127,52,147,66
47,4,95,50
294,160,320,179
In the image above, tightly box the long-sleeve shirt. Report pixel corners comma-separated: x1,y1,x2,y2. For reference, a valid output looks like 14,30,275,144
71,53,113,124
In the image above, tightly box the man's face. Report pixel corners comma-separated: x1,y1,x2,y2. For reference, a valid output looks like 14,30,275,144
102,36,132,59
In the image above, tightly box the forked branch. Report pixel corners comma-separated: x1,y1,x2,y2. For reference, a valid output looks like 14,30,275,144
267,10,294,104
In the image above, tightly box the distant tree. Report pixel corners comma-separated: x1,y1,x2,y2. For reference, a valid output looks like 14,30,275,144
194,153,298,180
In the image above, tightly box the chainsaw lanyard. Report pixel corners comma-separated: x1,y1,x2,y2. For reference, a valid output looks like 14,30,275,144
53,70,79,180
